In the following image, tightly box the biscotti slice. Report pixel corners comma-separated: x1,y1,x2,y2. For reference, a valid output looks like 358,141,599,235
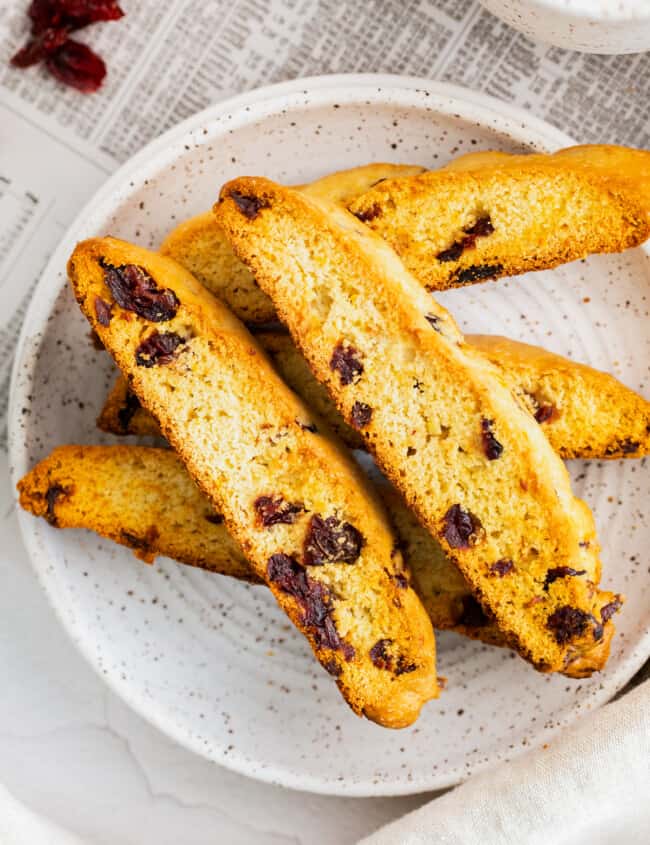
100,331,650,462
472,335,650,460
160,163,425,324
347,144,650,291
68,237,439,728
216,177,622,677
17,444,257,582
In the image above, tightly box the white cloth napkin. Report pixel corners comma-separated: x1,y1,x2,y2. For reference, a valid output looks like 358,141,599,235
360,678,650,845
0,783,84,845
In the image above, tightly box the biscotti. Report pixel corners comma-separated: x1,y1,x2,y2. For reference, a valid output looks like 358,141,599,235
160,163,425,324
67,236,439,727
216,176,622,677
472,335,650,460
347,144,650,291
100,332,650,462
17,444,257,582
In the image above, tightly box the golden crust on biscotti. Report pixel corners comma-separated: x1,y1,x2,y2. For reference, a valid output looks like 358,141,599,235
216,176,622,678
17,444,258,581
67,236,439,728
160,164,425,324
471,335,650,460
348,144,650,291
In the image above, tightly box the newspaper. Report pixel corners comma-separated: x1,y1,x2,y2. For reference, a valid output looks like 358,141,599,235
1,0,649,445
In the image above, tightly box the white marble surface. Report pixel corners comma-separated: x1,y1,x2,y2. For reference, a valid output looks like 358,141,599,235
0,453,437,843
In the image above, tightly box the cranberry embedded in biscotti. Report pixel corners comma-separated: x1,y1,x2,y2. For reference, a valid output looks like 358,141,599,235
543,567,586,591
254,494,304,527
303,514,364,566
546,605,591,644
329,341,364,386
135,331,185,367
102,261,179,322
443,504,483,549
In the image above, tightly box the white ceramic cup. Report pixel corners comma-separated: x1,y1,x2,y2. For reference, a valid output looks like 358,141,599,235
479,0,650,54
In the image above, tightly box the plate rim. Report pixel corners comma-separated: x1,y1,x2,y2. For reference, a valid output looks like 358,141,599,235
8,73,650,797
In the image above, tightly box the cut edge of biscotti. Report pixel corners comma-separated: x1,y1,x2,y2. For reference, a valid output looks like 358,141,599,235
67,235,440,728
215,176,623,678
347,144,650,292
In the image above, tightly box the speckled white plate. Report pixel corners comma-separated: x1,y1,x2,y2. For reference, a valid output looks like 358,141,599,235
9,75,650,796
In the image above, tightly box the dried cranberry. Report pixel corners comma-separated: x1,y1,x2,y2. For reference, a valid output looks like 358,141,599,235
45,484,69,526
436,215,494,262
443,504,483,549
369,639,416,675
46,40,106,93
135,331,185,367
543,567,586,591
353,203,381,223
254,495,304,527
465,216,494,239
350,401,372,429
11,1,124,92
535,404,556,424
267,553,354,658
452,263,503,285
546,605,591,644
28,1,124,32
369,638,392,670
229,191,269,220
101,262,179,322
330,342,363,386
489,558,514,577
205,513,224,526
458,595,490,627
436,241,465,263
94,295,112,326
303,514,364,566
11,27,69,67
57,0,124,28
117,390,141,432
600,598,622,623
480,418,503,460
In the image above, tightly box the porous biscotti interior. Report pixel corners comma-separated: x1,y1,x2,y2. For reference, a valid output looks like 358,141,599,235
348,152,650,291
67,237,439,726
216,177,622,676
